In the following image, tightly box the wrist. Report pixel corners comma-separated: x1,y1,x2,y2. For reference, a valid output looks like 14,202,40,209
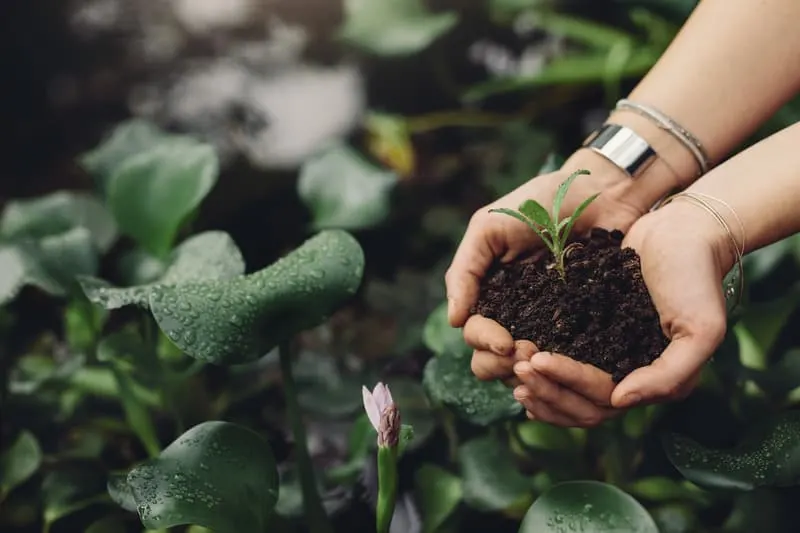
564,110,704,214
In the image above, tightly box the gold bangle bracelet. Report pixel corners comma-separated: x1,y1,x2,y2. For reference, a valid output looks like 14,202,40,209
659,191,745,309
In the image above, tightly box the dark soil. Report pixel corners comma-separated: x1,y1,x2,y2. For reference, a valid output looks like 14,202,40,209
473,228,668,382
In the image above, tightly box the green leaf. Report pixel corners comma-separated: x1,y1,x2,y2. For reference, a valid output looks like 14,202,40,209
0,191,117,252
0,431,43,500
297,143,398,231
626,477,708,504
518,199,553,231
339,0,458,56
534,11,635,50
423,301,469,356
119,421,279,532
79,231,245,310
86,515,128,533
106,138,218,257
107,472,136,512
80,119,172,192
149,230,364,364
489,208,553,249
423,348,522,425
514,420,578,453
551,168,591,225
415,464,462,533
0,245,29,305
42,467,111,527
459,434,533,514
463,48,660,102
560,192,600,248
519,481,658,533
663,411,800,490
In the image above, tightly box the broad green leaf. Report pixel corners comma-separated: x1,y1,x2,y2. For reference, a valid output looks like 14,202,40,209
552,168,591,223
107,139,218,257
0,431,43,500
459,435,533,514
663,411,800,490
626,477,708,504
80,119,171,192
42,467,111,528
107,472,136,512
0,228,99,305
560,192,600,248
415,464,462,533
79,231,245,310
519,481,658,533
339,0,458,56
0,191,117,252
748,348,800,397
518,199,553,231
423,348,521,426
423,301,468,356
150,230,364,364
514,420,578,453
297,143,397,231
120,421,279,532
489,208,553,248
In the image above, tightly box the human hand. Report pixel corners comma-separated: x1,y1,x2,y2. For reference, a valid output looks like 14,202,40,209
511,198,734,426
446,153,645,384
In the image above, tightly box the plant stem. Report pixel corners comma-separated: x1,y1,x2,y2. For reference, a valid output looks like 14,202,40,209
278,341,333,533
376,446,398,533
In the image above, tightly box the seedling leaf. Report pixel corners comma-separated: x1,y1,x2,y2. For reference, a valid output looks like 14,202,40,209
518,199,553,230
489,208,553,248
552,168,590,222
560,192,600,249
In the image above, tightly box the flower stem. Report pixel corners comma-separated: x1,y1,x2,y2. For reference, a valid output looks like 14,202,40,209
279,341,333,533
376,446,399,533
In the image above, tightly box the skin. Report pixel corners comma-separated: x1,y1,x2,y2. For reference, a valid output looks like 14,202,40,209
445,0,800,427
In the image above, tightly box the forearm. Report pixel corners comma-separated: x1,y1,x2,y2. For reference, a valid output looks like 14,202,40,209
665,122,800,269
564,0,800,213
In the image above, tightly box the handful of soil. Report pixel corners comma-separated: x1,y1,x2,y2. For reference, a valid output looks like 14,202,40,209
473,228,668,382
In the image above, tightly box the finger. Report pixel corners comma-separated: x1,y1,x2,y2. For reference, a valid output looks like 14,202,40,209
463,315,514,355
528,352,614,406
471,349,515,381
514,362,612,427
611,333,721,409
445,219,496,327
514,387,580,427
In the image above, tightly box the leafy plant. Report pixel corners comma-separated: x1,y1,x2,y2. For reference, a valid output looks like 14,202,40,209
490,169,598,279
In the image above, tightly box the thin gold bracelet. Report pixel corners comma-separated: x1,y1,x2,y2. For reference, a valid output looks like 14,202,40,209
660,191,745,309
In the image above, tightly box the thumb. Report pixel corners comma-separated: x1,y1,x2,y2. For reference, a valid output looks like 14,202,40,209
611,327,723,409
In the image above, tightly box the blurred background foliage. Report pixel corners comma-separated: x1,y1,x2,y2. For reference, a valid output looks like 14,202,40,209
3,0,800,532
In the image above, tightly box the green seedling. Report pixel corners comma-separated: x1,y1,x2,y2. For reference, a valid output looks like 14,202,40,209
490,168,599,280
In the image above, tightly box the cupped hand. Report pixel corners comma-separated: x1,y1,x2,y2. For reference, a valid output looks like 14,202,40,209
445,162,644,385
511,198,734,427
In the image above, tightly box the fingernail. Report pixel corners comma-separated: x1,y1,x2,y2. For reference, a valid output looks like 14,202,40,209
513,362,532,376
621,393,642,408
513,386,528,401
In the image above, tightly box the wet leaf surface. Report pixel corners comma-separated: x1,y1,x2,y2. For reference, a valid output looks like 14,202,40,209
519,481,658,533
120,421,279,533
663,411,800,490
149,230,364,364
459,434,532,514
423,348,521,426
79,231,245,310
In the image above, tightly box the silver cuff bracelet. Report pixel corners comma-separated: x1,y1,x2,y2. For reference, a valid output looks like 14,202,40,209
581,123,656,179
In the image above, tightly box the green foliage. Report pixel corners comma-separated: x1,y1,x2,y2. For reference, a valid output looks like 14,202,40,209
147,229,364,364
339,0,458,56
0,431,42,502
663,411,800,490
111,421,279,532
519,481,659,533
490,169,598,278
297,143,398,231
415,464,463,533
